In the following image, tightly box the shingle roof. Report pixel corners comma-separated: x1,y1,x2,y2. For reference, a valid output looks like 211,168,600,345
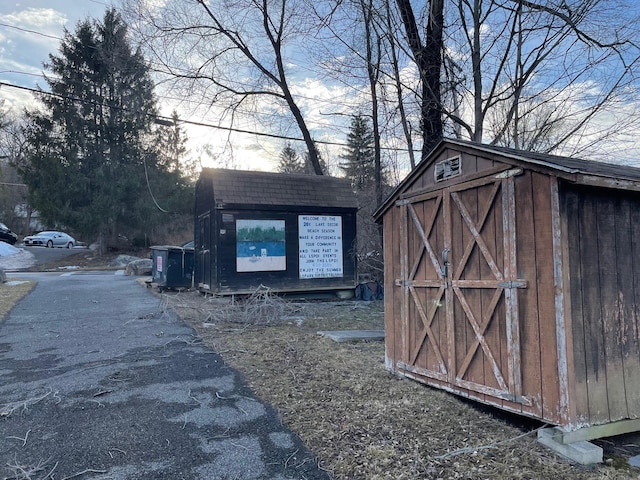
200,168,357,208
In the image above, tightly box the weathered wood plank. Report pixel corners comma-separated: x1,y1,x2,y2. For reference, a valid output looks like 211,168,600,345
629,199,640,419
515,172,543,419
444,189,457,384
562,186,589,424
531,173,561,422
383,205,398,371
502,176,523,412
479,180,503,399
551,179,572,425
400,203,409,370
558,418,640,444
580,192,610,424
454,186,486,394
597,195,629,421
613,196,640,420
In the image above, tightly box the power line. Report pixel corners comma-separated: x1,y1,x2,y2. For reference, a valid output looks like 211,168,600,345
0,21,377,114
0,81,322,143
0,81,416,153
0,21,418,153
0,22,62,41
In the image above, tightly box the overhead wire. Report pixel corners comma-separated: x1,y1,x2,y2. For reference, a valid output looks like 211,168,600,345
0,81,416,153
0,20,420,154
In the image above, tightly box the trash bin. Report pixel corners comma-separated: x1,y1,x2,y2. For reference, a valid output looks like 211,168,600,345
151,245,194,291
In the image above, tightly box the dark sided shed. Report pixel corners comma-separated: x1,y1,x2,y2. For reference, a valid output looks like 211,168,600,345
375,138,640,441
194,168,357,295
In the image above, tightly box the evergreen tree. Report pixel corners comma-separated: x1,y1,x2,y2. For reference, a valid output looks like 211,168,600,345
18,9,190,250
340,115,376,191
303,142,329,175
277,142,304,174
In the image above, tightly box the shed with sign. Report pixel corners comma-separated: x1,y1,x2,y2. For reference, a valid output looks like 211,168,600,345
194,168,357,296
375,138,640,444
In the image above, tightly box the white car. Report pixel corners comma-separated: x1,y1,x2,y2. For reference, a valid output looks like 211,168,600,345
24,231,76,248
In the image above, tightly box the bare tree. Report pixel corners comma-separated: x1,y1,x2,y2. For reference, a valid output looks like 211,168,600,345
444,0,640,155
382,0,417,169
126,0,325,174
0,104,28,229
395,0,445,159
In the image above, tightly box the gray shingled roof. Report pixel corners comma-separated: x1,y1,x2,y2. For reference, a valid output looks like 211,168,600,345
201,168,357,208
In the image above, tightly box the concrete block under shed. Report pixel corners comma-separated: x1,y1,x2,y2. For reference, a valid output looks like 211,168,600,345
317,330,385,343
537,428,603,465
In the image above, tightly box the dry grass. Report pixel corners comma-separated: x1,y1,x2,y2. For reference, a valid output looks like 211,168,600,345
0,279,35,320
2,251,636,479
161,289,638,480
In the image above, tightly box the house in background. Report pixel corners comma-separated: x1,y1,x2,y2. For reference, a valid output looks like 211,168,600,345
194,168,358,296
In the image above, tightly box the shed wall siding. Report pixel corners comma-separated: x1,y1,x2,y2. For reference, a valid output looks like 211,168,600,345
401,148,501,196
517,172,562,422
563,184,640,426
383,201,400,371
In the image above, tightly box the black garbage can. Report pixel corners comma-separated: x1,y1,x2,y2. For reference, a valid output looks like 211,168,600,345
151,245,194,291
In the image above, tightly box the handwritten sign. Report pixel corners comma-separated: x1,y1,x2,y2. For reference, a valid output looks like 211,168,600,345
298,215,343,279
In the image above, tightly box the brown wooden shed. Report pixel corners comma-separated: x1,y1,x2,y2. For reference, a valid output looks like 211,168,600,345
375,138,640,441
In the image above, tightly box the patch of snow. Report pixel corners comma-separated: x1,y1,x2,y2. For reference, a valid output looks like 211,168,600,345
0,242,20,257
5,280,29,286
0,243,36,271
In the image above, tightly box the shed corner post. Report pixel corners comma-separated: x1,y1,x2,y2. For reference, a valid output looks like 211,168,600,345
550,177,575,424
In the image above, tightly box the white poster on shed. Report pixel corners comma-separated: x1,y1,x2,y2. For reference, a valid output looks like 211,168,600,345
298,215,343,279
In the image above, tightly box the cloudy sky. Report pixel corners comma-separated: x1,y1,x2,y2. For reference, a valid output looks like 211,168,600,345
0,0,356,172
1,1,107,102
4,1,639,173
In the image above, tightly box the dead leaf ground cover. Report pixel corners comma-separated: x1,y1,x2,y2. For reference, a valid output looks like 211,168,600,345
161,289,638,480
0,279,35,320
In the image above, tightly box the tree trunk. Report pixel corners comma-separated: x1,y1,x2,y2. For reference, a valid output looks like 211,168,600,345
396,0,444,162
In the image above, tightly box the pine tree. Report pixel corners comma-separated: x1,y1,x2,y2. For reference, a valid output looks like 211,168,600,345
277,143,304,174
303,145,329,175
340,115,376,191
18,9,189,250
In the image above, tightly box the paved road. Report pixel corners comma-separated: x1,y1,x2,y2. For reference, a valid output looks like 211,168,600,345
0,271,329,480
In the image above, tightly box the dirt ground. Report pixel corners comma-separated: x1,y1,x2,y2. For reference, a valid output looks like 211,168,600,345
10,248,640,479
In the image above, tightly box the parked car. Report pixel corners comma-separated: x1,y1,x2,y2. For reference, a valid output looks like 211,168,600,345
0,222,18,245
24,231,76,248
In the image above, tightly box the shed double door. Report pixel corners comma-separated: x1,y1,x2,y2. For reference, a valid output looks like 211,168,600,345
396,171,532,407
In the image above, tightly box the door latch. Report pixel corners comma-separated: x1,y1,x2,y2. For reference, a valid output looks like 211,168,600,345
440,248,450,278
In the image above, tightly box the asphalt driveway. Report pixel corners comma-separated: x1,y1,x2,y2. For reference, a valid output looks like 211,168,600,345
0,271,329,479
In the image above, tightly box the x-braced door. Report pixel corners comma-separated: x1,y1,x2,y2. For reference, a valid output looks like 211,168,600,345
396,170,530,406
